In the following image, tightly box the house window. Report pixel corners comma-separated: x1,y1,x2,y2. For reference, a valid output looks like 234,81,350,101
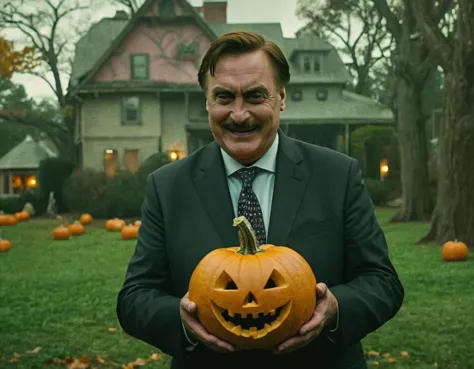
10,174,37,194
301,53,323,73
303,56,311,73
131,54,149,80
104,149,119,178
291,90,303,101
316,88,328,101
124,149,140,173
122,97,141,125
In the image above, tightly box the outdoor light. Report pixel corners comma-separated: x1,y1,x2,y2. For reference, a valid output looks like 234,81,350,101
380,159,389,181
169,151,179,161
105,149,114,154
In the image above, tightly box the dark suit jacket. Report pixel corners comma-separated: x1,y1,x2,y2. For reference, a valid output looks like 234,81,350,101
116,130,404,369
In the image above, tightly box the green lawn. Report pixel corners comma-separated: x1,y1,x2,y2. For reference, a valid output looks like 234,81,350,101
0,209,473,369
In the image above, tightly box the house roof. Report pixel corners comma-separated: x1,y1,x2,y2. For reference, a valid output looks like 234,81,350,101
70,3,352,90
280,90,394,124
71,0,218,90
0,135,57,170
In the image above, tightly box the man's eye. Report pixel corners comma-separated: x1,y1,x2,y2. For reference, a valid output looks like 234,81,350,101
247,93,264,102
216,94,232,101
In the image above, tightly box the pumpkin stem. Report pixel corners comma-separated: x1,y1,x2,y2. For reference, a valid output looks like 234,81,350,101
233,216,263,255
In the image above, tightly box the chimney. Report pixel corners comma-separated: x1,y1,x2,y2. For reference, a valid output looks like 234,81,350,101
199,0,227,24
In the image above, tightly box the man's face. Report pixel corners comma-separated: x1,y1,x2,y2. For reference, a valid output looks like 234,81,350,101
205,50,286,165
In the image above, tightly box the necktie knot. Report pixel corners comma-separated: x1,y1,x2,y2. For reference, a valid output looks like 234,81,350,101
235,167,262,188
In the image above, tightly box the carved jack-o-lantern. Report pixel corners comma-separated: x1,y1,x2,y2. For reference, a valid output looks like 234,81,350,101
189,216,317,350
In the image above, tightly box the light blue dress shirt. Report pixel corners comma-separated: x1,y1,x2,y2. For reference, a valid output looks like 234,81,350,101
220,133,279,237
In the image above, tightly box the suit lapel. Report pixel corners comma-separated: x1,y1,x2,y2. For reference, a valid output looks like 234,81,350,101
192,141,239,247
267,131,309,246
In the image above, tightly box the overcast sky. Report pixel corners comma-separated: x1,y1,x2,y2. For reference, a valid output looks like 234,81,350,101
9,0,306,101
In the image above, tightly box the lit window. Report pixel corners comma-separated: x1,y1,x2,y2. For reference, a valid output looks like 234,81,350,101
124,149,139,173
104,149,119,177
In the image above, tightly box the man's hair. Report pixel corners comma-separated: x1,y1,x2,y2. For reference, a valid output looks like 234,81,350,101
197,31,291,91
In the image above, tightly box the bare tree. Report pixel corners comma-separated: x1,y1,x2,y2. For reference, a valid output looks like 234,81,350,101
296,0,395,97
369,0,448,222
0,0,101,160
413,0,474,246
114,0,144,15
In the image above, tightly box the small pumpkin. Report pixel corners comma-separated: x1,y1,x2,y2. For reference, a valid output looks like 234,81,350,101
105,218,125,231
79,213,93,225
188,216,317,350
121,224,139,240
53,216,71,240
13,210,30,222
69,221,85,236
0,212,17,226
0,231,11,252
442,240,469,261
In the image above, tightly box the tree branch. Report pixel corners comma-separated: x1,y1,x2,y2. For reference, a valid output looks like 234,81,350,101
371,0,402,41
412,0,453,71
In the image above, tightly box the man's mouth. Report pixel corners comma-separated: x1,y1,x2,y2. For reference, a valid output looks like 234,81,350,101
226,127,258,134
211,301,291,339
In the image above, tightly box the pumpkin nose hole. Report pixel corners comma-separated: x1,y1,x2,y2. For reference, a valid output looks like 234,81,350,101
245,292,258,305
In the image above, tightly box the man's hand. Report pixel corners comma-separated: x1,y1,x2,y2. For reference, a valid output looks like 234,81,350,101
180,292,238,353
273,283,339,355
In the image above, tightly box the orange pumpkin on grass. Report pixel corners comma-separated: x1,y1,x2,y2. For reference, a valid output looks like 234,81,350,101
442,240,469,261
53,216,71,240
68,221,85,236
0,212,17,226
0,231,11,252
188,216,317,350
121,224,139,240
79,213,93,225
105,218,125,231
14,210,30,221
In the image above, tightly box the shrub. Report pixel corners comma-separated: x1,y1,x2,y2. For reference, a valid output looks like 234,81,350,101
104,171,144,218
0,196,24,214
137,152,170,184
365,178,398,206
38,157,75,212
62,168,107,217
19,188,48,215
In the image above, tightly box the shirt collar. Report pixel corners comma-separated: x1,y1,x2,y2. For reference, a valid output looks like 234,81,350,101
220,133,279,177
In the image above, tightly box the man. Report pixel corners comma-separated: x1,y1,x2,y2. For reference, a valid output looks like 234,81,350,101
116,31,404,369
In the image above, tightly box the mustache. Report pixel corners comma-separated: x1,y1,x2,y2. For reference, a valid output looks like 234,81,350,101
223,122,261,131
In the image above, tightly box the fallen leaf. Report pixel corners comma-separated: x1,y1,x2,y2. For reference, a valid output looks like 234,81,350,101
434,362,438,367
107,328,117,332
386,358,397,364
8,357,20,363
67,358,90,369
367,350,379,357
373,361,380,366
382,352,392,359
96,356,105,364
400,351,410,358
25,346,42,354
149,353,160,361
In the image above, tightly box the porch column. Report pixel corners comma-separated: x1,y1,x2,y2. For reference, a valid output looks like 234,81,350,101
344,123,351,156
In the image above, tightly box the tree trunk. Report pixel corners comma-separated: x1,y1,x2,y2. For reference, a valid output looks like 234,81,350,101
389,21,433,222
419,62,474,246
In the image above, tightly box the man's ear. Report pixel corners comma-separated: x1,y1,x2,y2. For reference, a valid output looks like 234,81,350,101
279,87,286,111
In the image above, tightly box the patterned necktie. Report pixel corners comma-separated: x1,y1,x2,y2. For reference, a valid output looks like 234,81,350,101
235,167,266,245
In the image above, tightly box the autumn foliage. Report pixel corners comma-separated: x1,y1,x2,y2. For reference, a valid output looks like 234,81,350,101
0,36,41,77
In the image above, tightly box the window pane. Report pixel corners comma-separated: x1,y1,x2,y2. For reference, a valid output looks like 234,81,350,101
124,150,139,173
131,54,149,79
104,150,118,177
123,97,140,124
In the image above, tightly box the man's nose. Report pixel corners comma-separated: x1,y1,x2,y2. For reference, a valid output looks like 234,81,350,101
230,97,249,123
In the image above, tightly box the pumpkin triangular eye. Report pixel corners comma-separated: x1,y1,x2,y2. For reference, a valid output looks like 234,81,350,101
264,270,284,289
225,280,238,290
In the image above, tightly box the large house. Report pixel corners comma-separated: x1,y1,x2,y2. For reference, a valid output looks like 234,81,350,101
70,0,393,176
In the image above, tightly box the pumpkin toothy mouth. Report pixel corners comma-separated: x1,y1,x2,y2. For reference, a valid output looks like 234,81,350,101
211,301,291,339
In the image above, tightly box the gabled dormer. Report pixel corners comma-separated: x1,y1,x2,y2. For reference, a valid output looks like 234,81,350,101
296,51,325,74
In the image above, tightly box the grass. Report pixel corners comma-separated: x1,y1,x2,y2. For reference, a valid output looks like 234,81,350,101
0,209,473,369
